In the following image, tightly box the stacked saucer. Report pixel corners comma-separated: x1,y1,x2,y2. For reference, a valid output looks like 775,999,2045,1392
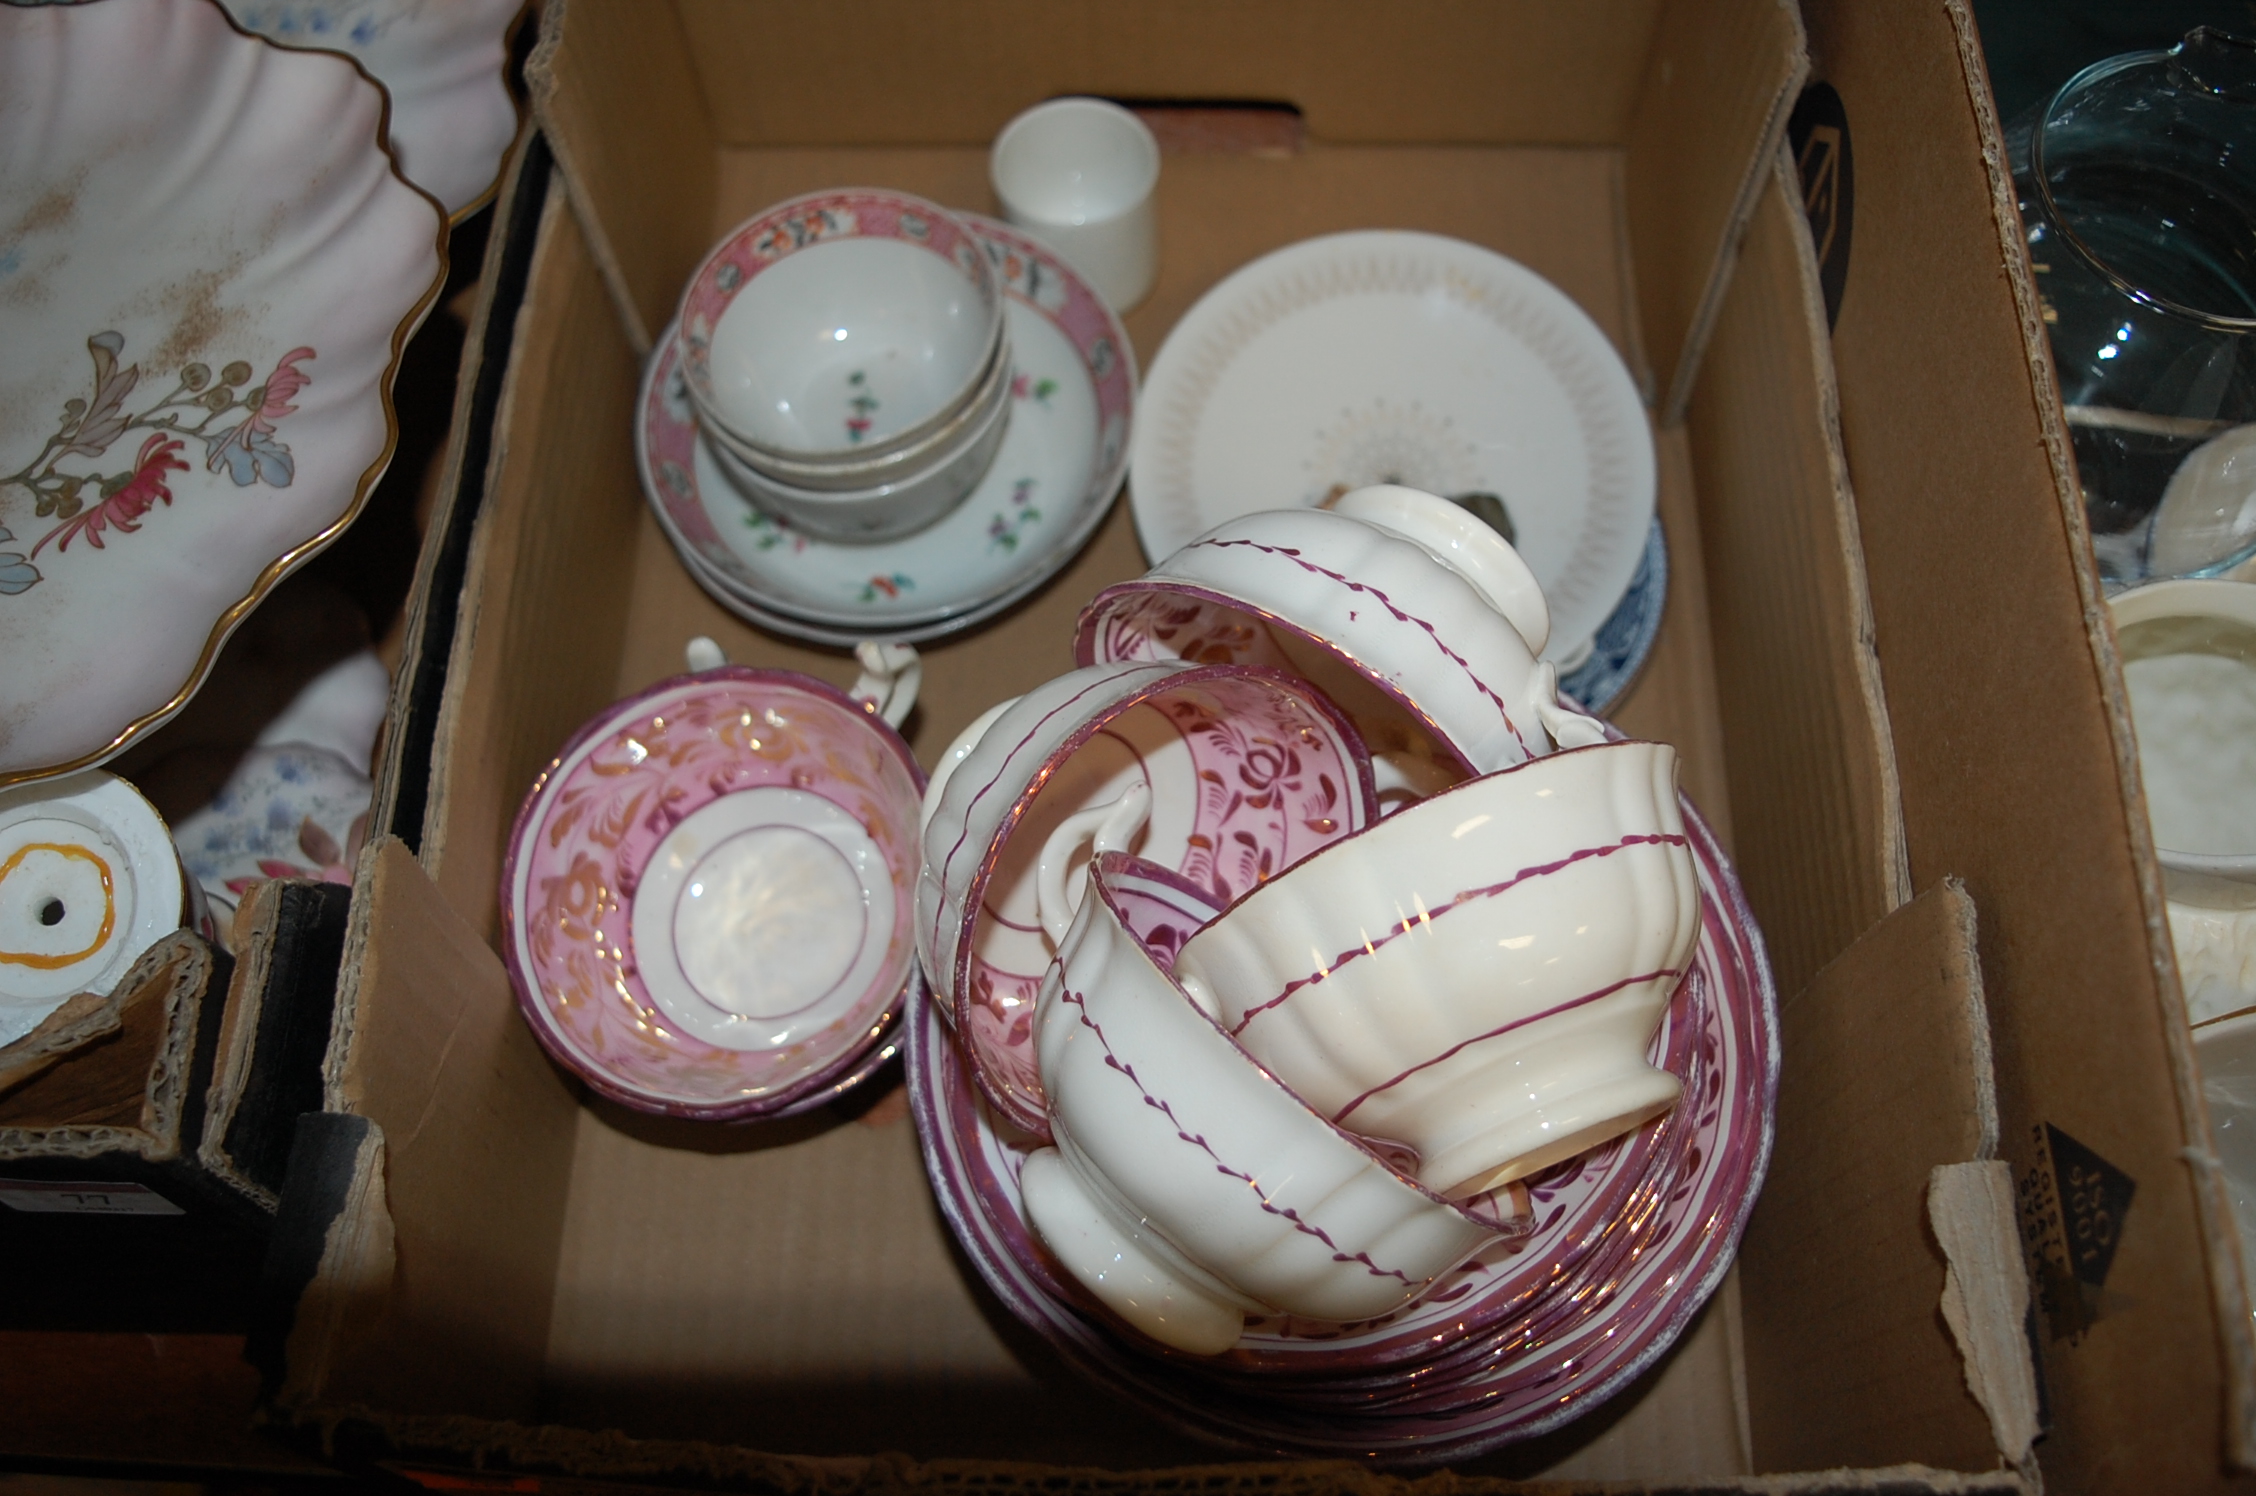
640,206,1135,646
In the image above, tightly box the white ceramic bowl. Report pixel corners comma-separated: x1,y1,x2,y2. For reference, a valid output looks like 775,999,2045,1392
678,189,1003,463
2111,578,2256,908
702,327,1012,493
1021,852,1507,1355
707,364,1012,542
1077,504,1559,787
1174,739,1699,1198
917,659,1377,1133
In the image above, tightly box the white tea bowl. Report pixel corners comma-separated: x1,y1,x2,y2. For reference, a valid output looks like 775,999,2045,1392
678,189,1003,462
1077,501,1571,793
706,364,1012,542
1174,739,1699,1198
1021,852,1509,1355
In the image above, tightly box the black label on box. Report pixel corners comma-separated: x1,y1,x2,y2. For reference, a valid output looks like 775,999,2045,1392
0,1178,184,1216
2018,1122,2137,1343
1788,82,1853,330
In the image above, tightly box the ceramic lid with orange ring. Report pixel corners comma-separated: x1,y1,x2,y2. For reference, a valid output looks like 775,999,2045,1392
0,770,191,1049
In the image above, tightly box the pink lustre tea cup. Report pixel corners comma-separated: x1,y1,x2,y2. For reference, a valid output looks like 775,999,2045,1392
1173,739,1700,1198
502,668,925,1120
916,658,1377,1136
1076,500,1594,806
1021,852,1517,1356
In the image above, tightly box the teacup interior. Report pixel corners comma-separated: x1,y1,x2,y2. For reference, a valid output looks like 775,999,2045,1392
706,237,991,453
2121,611,2256,856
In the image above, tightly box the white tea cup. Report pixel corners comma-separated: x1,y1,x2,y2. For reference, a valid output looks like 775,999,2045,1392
991,97,1159,313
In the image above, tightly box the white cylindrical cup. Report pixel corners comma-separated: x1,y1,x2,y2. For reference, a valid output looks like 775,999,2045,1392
991,97,1159,312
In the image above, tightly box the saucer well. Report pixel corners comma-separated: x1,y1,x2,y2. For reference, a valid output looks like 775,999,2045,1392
640,217,1134,645
1129,230,1653,670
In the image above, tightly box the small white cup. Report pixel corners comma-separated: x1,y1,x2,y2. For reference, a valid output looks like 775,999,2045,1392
991,98,1159,313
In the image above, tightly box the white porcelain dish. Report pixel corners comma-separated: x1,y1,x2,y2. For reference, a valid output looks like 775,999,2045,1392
1176,739,1699,1197
640,219,1134,643
707,367,1011,541
2110,578,2256,906
0,0,446,787
1129,230,1654,667
678,190,1002,462
1023,852,1509,1355
0,770,194,1050
220,0,524,219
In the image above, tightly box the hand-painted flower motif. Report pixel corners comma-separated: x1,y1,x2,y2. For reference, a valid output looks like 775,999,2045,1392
0,332,312,595
1011,372,1060,407
742,508,806,553
845,370,877,443
32,433,187,557
987,477,1042,554
858,572,914,602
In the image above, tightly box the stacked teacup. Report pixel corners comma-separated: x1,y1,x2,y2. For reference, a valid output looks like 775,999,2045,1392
908,486,1777,1457
675,189,1012,542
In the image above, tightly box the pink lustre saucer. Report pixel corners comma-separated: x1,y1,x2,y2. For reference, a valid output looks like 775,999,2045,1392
0,0,446,786
502,669,926,1120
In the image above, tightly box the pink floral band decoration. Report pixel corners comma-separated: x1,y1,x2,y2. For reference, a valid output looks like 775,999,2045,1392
0,331,312,596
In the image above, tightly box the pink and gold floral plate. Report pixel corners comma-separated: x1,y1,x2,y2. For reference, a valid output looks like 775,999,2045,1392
908,788,1776,1461
502,669,926,1119
0,0,447,786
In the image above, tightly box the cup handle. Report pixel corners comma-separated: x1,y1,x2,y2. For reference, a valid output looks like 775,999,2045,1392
1035,779,1152,946
1530,661,1608,750
684,636,728,673
851,641,922,730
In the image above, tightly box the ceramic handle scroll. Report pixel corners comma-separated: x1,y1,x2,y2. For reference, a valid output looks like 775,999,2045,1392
851,642,922,730
1035,780,1152,946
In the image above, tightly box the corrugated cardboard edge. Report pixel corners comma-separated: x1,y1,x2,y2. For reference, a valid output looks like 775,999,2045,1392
1764,142,1911,913
0,990,123,1099
199,879,290,1209
1930,1162,2040,1474
0,931,215,1162
372,116,543,852
321,839,388,1113
275,1116,396,1412
1649,4,1810,426
415,179,575,885
524,0,709,358
1936,0,2256,1468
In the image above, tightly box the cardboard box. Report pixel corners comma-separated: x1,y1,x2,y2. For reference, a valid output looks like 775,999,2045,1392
252,1,2245,1489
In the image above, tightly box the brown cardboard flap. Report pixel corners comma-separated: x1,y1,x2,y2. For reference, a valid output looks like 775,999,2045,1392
314,836,578,1419
1624,0,1806,420
526,0,715,353
1685,155,1906,998
0,932,217,1157
1802,1,2250,1486
1740,880,2002,1474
